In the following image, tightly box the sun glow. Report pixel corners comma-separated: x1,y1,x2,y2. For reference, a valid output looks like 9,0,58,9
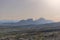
45,0,60,8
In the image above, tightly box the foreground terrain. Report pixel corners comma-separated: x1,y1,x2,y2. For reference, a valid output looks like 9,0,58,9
0,29,60,40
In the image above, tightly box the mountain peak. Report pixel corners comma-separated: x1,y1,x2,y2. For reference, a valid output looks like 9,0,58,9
35,18,53,24
37,17,46,21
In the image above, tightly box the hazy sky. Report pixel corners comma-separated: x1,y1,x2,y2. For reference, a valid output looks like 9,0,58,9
0,0,60,21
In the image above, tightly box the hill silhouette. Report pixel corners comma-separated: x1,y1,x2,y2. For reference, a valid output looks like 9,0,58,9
0,18,54,26
16,18,53,25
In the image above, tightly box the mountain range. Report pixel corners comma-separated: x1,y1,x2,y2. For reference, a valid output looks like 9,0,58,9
16,18,53,25
0,18,54,26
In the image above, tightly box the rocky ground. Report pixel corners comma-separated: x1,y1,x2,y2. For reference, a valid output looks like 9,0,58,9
0,31,60,40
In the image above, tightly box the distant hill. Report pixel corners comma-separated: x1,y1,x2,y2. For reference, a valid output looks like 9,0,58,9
17,19,34,25
0,18,54,26
35,18,53,24
0,20,18,24
16,18,54,25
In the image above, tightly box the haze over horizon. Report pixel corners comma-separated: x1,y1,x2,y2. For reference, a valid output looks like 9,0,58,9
0,0,60,22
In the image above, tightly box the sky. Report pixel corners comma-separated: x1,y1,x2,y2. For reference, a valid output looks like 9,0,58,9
0,0,60,21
